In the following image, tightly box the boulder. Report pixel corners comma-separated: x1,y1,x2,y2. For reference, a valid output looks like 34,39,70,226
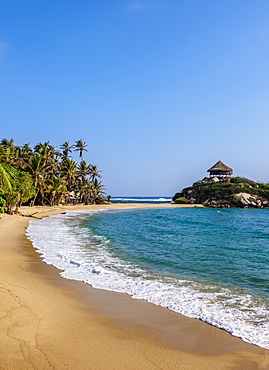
211,177,219,182
233,193,258,207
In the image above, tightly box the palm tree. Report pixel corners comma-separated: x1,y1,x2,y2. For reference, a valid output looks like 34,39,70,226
74,140,88,160
1,138,15,148
25,154,48,205
0,139,16,163
34,141,50,154
18,143,33,168
34,141,61,180
91,178,106,204
34,141,58,163
61,158,78,191
60,141,73,159
21,143,32,156
77,161,91,184
0,162,17,190
0,145,18,190
90,164,102,182
77,179,92,204
46,177,67,206
10,145,26,170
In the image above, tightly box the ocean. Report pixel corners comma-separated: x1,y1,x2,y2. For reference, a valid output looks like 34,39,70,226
111,196,171,203
26,207,269,350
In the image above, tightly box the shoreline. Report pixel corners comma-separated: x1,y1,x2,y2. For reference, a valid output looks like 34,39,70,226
0,204,269,369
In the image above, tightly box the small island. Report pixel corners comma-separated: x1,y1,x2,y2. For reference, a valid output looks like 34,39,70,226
173,160,269,208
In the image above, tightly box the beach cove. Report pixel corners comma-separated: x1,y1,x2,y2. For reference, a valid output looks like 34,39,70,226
0,204,269,369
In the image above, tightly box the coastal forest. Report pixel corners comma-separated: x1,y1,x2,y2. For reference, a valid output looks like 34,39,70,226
0,139,107,213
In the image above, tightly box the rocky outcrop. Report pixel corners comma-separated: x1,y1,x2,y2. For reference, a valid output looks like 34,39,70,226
173,177,269,208
202,199,233,208
233,193,256,206
233,193,268,208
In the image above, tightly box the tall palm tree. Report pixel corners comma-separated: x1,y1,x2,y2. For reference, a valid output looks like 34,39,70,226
25,154,48,205
60,141,73,159
21,143,32,156
0,145,18,190
74,140,88,160
46,176,67,206
91,178,106,204
0,139,16,162
77,161,91,183
34,141,51,155
34,141,58,163
61,158,78,191
0,162,17,190
90,164,102,182
1,138,15,148
34,141,61,180
76,161,92,203
10,145,27,170
19,143,33,168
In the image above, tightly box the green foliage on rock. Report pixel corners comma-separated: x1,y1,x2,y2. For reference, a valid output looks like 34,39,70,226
175,197,189,204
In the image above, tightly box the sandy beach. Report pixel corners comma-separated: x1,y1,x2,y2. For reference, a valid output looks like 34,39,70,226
0,203,269,369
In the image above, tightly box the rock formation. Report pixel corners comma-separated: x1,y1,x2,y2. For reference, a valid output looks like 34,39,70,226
173,177,269,208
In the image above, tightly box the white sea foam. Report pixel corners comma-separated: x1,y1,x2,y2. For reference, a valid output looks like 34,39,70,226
26,210,269,350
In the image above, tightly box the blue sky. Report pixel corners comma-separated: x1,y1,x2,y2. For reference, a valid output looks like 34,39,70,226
1,0,269,196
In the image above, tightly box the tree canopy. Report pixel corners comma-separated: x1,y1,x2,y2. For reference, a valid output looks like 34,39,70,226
0,139,106,213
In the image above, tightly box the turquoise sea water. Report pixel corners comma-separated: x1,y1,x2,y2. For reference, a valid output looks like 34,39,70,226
88,208,269,297
27,207,269,349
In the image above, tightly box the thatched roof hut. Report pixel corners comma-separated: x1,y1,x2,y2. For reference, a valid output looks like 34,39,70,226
207,160,233,179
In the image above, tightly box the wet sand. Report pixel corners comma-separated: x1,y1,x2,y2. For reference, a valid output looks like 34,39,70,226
0,204,268,369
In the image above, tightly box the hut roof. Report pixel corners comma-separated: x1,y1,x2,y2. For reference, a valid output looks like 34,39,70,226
207,160,233,173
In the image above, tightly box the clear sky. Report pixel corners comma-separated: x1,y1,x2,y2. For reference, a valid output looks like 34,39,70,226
1,0,269,196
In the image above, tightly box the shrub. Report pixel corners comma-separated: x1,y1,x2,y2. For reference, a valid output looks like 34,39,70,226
0,196,6,213
0,196,6,207
231,177,256,185
175,197,189,204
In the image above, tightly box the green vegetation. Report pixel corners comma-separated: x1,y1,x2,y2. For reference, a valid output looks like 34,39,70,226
0,138,106,213
175,197,188,204
0,195,7,213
